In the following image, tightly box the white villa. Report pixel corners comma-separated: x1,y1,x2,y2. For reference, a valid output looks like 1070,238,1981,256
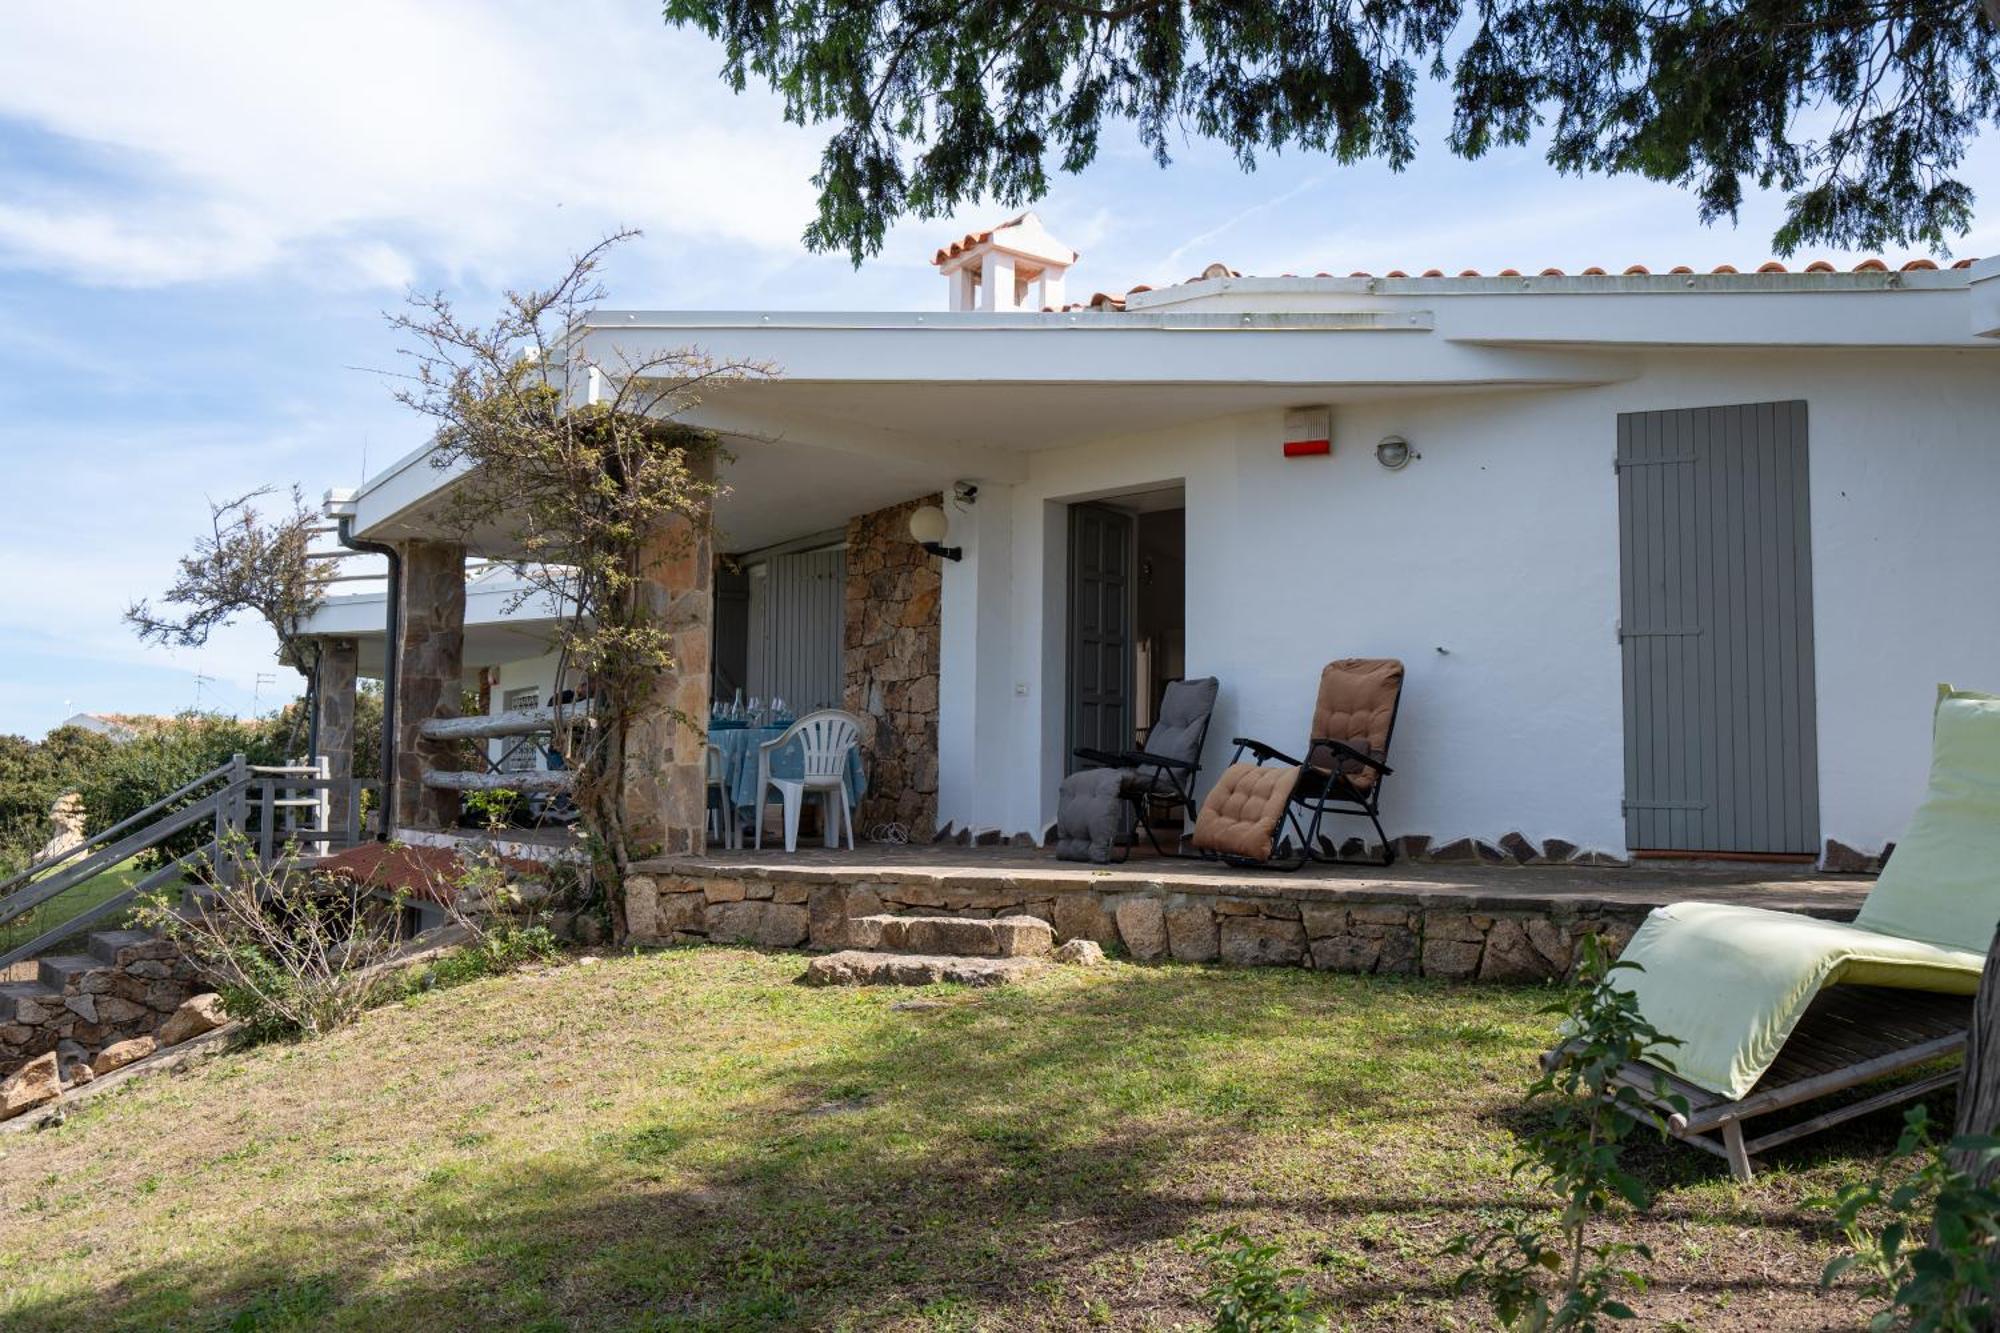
298,214,2000,874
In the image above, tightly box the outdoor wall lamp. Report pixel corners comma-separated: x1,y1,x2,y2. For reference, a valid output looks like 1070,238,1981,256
1375,434,1419,470
908,504,963,561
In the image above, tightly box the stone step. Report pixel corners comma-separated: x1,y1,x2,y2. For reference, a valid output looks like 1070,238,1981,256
87,929,154,966
36,954,101,992
846,914,1053,959
0,981,60,1025
800,950,1048,988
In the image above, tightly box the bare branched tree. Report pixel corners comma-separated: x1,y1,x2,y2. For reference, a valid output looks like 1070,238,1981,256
387,230,770,918
127,486,330,746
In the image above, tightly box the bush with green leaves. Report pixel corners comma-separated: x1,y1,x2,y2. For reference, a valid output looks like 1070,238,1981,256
413,918,560,993
1817,1103,2000,1331
1186,1225,1327,1333
1448,936,1684,1329
136,834,408,1041
0,725,118,872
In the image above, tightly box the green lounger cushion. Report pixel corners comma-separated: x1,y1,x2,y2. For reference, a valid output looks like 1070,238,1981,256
1613,685,2000,1099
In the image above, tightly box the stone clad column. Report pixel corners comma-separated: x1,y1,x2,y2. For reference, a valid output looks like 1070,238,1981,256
314,636,359,847
393,540,466,831
619,452,714,859
843,497,942,840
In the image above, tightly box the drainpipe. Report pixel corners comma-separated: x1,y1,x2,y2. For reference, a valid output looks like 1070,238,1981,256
337,515,401,841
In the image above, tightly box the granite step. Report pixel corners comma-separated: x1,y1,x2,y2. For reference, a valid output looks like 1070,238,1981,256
36,954,101,992
846,914,1053,959
87,929,154,966
0,981,61,1024
801,950,1048,988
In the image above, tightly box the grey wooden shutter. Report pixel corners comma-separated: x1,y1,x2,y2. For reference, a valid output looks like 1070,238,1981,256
746,547,847,710
1617,401,1819,854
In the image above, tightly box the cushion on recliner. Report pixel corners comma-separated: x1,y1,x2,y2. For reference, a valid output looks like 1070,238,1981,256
1144,676,1218,768
1190,762,1298,861
1306,658,1403,791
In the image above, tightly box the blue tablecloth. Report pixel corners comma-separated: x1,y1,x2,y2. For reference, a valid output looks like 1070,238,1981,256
711,724,866,815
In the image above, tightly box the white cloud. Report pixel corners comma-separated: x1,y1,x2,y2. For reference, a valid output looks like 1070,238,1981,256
0,0,826,289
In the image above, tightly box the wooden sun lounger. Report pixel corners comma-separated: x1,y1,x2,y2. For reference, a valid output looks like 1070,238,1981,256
1587,985,1971,1182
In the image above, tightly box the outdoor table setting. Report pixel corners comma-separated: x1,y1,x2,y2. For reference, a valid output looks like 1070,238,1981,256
709,697,867,846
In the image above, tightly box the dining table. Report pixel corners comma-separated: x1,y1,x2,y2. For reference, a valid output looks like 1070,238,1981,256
709,719,868,845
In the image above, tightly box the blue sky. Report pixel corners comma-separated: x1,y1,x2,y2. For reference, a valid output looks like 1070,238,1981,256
2,1,1995,741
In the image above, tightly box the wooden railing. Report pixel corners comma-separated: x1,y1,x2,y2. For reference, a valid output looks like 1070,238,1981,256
0,755,377,971
417,705,584,794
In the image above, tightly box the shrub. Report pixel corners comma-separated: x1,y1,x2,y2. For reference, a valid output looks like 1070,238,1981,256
413,918,561,992
1816,1103,2000,1331
1186,1226,1327,1333
1447,935,1684,1329
135,834,408,1041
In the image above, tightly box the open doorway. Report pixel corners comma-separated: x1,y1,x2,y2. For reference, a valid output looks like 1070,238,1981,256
1065,483,1186,771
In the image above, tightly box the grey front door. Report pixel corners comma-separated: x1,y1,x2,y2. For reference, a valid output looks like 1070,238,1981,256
1068,503,1134,772
1617,400,1820,854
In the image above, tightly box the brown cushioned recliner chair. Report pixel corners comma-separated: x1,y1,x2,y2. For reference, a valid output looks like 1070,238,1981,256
1188,658,1404,869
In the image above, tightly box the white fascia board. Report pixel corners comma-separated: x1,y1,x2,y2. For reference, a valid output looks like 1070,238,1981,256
574,312,1629,389
349,437,468,537
1972,256,2000,339
1125,272,1986,348
301,577,568,641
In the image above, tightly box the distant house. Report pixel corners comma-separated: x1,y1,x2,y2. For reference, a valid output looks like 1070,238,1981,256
294,213,2000,870
58,714,155,743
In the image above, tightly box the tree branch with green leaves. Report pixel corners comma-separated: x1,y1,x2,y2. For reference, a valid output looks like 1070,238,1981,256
388,230,770,918
665,0,1998,262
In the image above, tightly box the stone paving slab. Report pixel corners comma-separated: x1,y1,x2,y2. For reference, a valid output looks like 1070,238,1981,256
848,914,1054,958
800,951,1049,988
633,846,1871,921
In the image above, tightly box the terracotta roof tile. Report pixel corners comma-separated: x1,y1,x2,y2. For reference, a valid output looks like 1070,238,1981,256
312,842,547,905
1040,251,1977,312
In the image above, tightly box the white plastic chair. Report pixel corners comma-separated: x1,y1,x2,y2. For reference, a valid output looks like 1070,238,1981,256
754,710,861,852
705,742,736,850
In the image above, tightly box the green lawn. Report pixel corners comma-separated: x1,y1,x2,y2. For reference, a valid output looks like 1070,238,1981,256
0,947,1924,1330
0,859,155,962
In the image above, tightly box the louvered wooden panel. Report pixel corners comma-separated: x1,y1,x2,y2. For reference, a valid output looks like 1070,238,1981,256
744,547,847,711
1618,401,1819,853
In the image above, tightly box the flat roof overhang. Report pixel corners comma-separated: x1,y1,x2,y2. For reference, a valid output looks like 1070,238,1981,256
345,289,1992,553
348,313,1643,552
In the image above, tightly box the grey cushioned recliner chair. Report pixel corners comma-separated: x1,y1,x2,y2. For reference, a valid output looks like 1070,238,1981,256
1055,676,1219,863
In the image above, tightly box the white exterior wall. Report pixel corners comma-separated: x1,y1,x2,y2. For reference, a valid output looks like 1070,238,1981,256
483,651,564,772
936,347,2000,857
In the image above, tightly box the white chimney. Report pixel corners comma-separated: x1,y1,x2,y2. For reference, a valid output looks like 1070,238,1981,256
932,212,1078,312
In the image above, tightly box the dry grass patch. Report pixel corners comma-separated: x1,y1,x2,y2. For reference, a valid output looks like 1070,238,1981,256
0,946,1932,1329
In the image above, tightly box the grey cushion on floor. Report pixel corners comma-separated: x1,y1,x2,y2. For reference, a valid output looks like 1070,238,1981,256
1054,767,1129,863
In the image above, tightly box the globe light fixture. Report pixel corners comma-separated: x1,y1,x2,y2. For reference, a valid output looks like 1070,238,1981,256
908,504,962,561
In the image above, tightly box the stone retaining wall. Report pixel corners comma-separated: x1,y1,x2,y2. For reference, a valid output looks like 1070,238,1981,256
0,938,200,1073
624,869,1648,983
